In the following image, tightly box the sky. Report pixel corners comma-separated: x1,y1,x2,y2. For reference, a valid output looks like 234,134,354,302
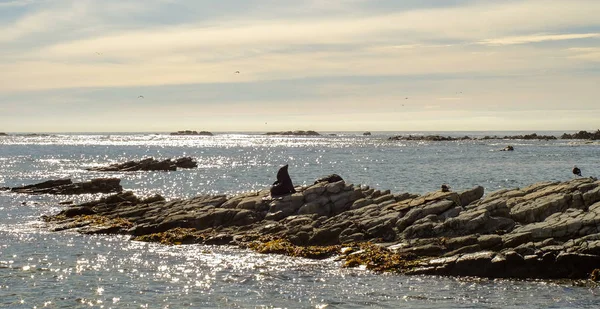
1,0,599,132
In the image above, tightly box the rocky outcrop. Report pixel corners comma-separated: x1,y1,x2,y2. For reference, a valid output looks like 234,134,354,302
170,130,213,136
561,130,600,140
388,133,557,142
10,178,122,195
42,177,600,280
87,157,197,172
265,131,320,136
0,132,7,136
388,135,470,141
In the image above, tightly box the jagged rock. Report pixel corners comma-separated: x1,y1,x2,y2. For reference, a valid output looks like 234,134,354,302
87,157,197,172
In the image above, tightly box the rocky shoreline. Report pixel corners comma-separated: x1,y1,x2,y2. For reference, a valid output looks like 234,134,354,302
40,176,600,280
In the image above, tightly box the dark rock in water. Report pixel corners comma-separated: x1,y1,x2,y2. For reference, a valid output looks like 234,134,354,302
87,157,197,172
10,178,122,195
12,179,72,191
388,135,472,141
270,165,296,197
561,130,600,140
170,130,213,136
0,132,8,136
174,157,197,169
265,130,320,136
41,176,600,280
363,132,371,136
500,145,514,151
314,174,344,184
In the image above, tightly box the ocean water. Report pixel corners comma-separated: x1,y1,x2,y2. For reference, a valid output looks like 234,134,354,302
1,132,599,308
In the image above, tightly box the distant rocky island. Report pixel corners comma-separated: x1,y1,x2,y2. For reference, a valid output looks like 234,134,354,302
389,130,600,141
170,130,213,136
265,130,320,136
0,132,7,136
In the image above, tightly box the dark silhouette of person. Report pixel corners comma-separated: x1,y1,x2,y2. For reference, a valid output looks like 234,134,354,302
573,166,582,177
270,165,296,197
441,184,451,192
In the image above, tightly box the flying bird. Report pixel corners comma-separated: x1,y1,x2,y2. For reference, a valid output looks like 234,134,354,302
138,95,144,99
573,166,582,177
234,71,240,74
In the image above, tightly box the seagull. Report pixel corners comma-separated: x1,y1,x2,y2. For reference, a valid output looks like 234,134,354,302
138,95,144,99
573,166,582,177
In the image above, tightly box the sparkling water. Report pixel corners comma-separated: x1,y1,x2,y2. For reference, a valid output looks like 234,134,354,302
1,132,599,308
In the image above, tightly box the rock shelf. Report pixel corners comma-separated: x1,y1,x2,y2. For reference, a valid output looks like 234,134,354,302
42,177,600,280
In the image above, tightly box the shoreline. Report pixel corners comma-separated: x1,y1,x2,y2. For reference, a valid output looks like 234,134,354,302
41,176,600,281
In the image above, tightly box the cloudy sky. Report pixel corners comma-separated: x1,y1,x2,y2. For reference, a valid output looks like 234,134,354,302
1,0,599,132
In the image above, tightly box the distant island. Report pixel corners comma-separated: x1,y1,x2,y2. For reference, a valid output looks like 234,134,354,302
170,130,213,136
265,130,320,136
389,130,600,141
0,132,7,136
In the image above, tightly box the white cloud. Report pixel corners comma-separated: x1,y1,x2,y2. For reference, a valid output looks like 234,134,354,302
480,33,600,46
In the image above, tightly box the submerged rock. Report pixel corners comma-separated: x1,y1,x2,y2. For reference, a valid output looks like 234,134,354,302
41,177,600,280
87,157,197,172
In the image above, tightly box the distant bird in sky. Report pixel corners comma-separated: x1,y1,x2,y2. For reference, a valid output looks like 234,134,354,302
96,52,102,55
573,166,582,177
405,97,408,99
234,71,240,74
138,95,144,99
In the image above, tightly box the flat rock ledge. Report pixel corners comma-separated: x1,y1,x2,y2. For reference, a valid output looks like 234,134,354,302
7,178,122,195
87,157,197,172
42,177,600,280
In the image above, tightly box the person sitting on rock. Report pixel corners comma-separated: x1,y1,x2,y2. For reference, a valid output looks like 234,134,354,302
270,164,296,197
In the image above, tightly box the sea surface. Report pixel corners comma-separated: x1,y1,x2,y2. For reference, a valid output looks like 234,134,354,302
1,131,599,308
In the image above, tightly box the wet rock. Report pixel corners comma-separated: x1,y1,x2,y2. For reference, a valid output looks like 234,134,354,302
87,157,197,172
10,178,122,195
